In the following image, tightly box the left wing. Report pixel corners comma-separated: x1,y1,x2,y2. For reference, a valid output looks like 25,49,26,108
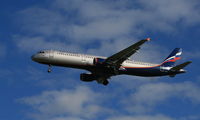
84,38,151,85
104,38,151,67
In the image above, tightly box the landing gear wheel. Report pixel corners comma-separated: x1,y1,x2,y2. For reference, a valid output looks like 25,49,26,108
103,80,109,86
47,69,51,73
47,65,52,73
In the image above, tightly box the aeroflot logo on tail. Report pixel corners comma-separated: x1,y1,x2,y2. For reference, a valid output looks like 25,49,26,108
164,51,182,63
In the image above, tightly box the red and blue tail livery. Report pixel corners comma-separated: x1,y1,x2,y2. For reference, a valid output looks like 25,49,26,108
32,38,192,86
161,48,182,67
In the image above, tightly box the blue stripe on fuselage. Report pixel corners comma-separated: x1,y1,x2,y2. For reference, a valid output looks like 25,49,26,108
119,66,169,77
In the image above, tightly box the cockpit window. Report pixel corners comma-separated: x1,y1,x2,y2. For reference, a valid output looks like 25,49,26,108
38,51,45,53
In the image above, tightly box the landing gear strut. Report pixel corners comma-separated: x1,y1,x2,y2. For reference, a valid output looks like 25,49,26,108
47,65,52,73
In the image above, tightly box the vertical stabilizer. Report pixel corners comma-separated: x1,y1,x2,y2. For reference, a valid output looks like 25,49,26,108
161,48,182,67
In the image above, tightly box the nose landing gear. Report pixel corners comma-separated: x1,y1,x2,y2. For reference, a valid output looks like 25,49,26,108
47,65,52,73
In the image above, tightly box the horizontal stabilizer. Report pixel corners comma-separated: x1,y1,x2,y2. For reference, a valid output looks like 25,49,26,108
170,61,192,71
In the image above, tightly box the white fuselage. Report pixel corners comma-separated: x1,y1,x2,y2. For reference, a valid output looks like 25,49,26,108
32,50,159,70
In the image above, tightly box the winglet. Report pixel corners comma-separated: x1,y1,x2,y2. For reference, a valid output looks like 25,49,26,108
146,38,151,41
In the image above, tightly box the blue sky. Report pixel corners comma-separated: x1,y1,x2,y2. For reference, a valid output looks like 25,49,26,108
1,0,200,120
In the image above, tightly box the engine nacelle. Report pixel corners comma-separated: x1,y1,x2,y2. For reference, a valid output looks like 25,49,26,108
93,58,106,66
80,73,96,82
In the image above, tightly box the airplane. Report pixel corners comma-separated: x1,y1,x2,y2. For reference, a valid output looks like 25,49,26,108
31,38,192,85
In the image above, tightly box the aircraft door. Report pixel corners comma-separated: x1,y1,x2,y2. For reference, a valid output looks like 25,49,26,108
49,51,54,59
81,55,87,65
81,55,89,65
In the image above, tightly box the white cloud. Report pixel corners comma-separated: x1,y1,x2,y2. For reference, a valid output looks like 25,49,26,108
48,117,84,120
71,17,134,41
19,86,111,120
107,114,174,120
124,81,200,113
139,0,200,25
13,0,200,64
17,7,68,37
14,35,83,53
14,0,200,57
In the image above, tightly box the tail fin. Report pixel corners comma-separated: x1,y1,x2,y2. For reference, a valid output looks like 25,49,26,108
161,48,182,67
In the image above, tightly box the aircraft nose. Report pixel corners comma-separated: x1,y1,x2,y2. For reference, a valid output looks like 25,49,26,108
31,54,37,61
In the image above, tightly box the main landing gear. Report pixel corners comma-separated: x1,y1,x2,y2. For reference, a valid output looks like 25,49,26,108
47,65,52,73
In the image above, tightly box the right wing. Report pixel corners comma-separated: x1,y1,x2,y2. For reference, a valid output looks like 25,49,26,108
104,38,151,67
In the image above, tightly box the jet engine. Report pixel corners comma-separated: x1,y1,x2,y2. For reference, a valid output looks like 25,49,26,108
80,73,109,85
80,73,96,82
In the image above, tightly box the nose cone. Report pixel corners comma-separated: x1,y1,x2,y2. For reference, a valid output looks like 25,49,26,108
31,54,37,61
